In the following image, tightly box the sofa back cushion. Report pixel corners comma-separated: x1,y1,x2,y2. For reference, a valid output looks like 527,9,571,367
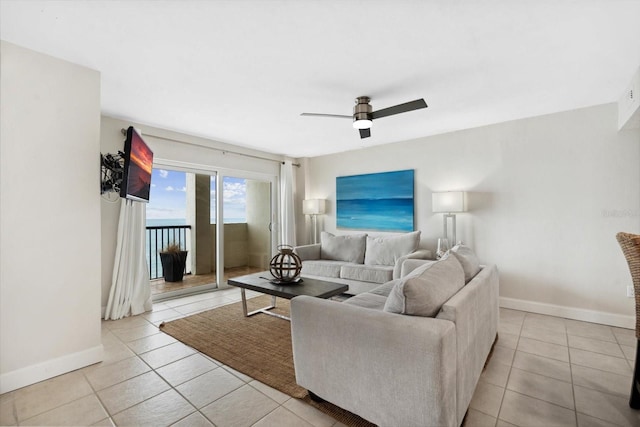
383,254,465,317
364,231,421,266
320,232,367,263
450,244,481,283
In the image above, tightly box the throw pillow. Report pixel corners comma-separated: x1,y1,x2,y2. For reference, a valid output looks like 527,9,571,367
450,244,481,283
364,230,421,266
320,232,367,263
383,254,465,317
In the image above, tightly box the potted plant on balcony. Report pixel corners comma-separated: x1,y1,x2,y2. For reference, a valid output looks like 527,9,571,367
159,243,188,282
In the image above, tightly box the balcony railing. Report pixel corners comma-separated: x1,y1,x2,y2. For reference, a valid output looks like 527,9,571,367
146,225,191,280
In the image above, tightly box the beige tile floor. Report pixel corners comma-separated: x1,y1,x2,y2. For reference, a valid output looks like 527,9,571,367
1,288,639,426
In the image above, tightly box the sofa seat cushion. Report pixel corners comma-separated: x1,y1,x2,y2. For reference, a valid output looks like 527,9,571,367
369,279,399,298
320,232,367,263
383,254,465,317
301,260,352,278
340,264,393,284
343,292,388,311
364,231,421,266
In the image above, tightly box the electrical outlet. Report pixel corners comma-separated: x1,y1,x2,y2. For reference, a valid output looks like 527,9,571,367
627,285,635,298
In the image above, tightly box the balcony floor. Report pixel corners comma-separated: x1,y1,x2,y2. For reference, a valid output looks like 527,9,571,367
150,266,263,296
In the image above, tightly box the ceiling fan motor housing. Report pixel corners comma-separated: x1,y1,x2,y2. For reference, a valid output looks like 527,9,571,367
353,96,372,127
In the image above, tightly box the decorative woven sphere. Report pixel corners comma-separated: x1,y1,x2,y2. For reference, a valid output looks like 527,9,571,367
269,245,302,282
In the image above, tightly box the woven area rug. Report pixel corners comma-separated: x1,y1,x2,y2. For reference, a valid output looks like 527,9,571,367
159,295,375,427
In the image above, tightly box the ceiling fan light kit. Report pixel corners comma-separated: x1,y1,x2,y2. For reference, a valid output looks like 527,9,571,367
353,119,372,129
302,96,428,139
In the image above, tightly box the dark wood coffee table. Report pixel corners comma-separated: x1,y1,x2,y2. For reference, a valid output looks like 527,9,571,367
227,273,348,320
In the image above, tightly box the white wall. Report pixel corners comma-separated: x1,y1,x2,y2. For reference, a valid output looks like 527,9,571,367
303,103,640,327
0,41,103,393
100,116,284,308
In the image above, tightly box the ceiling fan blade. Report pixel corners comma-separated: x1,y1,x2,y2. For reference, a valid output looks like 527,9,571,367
359,128,371,139
300,113,352,119
370,99,428,120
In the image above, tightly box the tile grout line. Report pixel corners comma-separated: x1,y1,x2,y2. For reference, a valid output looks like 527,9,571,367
162,293,329,427
8,303,635,427
113,324,207,425
508,342,633,407
82,368,117,426
249,404,285,427
564,321,630,427
16,293,242,425
564,319,579,427
493,312,524,425
100,309,208,425
503,314,618,427
613,330,637,370
18,372,109,426
87,345,173,422
106,294,288,427
570,386,631,427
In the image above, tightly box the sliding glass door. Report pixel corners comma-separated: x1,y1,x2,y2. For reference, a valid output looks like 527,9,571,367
215,173,276,287
146,162,276,300
145,168,216,298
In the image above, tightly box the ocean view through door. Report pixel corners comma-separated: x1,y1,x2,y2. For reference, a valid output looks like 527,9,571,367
224,176,272,275
146,167,274,300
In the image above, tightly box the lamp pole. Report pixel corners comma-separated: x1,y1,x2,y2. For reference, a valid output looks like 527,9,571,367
432,191,467,246
443,213,457,245
303,199,326,245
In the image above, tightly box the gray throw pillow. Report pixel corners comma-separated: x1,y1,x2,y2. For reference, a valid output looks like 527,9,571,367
320,232,367,263
383,254,465,317
364,231,421,266
450,244,481,283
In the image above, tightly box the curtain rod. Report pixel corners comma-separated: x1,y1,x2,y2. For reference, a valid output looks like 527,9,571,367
121,128,300,167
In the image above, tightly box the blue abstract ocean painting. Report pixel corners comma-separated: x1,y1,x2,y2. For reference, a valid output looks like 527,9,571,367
337,169,414,232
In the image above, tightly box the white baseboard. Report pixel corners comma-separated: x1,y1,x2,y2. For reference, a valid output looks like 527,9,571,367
0,344,104,394
500,297,634,329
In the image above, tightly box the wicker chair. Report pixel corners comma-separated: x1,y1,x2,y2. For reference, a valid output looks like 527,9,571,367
616,232,640,409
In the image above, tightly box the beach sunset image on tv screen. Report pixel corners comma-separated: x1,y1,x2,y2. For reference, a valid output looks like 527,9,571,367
123,128,153,202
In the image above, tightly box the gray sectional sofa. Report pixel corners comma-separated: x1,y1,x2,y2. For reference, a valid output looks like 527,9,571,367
294,231,432,295
291,245,499,427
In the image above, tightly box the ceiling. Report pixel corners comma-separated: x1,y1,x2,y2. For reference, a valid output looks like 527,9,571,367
2,1,639,158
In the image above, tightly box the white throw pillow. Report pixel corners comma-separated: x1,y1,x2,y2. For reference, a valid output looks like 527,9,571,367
364,231,421,266
320,232,367,263
450,244,481,283
383,254,465,317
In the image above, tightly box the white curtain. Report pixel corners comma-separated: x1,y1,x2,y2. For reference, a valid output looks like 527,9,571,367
105,199,152,320
280,161,296,246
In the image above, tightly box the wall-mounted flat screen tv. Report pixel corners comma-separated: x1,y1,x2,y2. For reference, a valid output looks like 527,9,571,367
120,126,153,202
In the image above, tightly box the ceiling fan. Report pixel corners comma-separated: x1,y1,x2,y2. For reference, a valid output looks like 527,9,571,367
301,96,428,139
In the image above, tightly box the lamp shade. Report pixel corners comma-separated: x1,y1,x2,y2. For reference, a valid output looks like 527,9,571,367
432,191,467,213
303,199,326,215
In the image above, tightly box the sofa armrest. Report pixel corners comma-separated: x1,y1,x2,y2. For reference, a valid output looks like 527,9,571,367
293,244,321,260
393,249,433,279
291,296,457,427
436,264,500,423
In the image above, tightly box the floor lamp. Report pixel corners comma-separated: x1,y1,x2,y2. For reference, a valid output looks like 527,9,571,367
303,199,326,244
432,191,467,246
